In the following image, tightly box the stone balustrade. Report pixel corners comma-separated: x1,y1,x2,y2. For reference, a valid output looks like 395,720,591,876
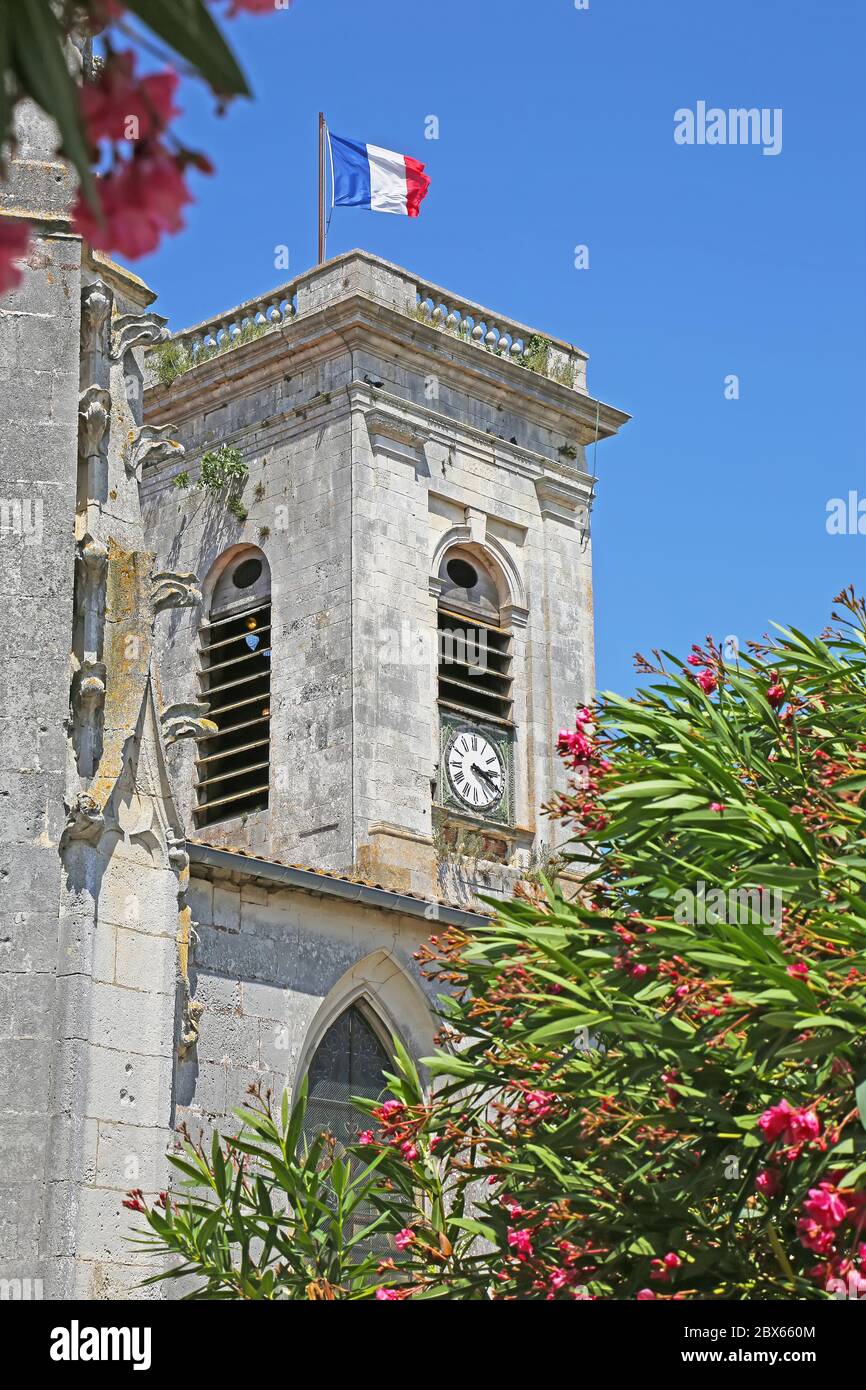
412,274,587,391
170,284,300,364
151,251,588,392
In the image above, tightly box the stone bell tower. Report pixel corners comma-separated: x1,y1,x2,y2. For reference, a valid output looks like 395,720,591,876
142,251,629,902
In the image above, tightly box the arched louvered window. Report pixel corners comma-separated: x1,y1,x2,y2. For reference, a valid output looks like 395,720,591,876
194,547,271,828
437,545,513,725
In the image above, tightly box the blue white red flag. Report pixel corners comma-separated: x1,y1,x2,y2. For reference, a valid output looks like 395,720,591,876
328,131,430,217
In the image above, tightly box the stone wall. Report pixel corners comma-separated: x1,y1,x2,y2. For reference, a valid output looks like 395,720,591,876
178,865,440,1146
0,102,82,1290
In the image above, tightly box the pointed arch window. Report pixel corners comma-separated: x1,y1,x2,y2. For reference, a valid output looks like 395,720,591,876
437,546,513,724
194,547,271,828
302,1003,393,1152
301,1003,398,1253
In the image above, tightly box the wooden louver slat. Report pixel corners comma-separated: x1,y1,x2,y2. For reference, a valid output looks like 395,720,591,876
194,600,272,826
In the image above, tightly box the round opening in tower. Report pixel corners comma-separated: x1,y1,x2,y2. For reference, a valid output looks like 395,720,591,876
232,556,263,589
446,557,478,589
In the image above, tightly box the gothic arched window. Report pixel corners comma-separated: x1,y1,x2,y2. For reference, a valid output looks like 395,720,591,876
302,1003,394,1152
194,546,271,828
301,1003,398,1252
437,545,513,725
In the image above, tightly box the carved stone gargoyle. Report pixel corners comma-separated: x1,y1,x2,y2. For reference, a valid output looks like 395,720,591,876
78,386,111,465
111,311,170,362
151,570,202,614
80,280,112,357
59,793,105,851
125,423,184,482
161,702,218,747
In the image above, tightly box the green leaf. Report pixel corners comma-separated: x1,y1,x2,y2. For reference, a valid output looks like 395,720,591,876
449,1216,498,1243
126,0,251,97
857,1078,866,1133
211,1132,228,1198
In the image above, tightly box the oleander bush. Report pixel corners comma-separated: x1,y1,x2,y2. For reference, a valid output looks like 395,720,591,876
364,589,866,1300
130,590,866,1300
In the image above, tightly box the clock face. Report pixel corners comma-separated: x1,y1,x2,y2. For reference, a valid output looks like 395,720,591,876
446,730,505,810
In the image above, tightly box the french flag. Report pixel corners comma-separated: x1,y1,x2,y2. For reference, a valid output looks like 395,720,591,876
328,131,430,218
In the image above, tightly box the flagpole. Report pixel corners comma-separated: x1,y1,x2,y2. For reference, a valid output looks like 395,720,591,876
318,111,326,264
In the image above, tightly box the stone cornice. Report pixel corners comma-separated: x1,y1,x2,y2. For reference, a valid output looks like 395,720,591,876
141,374,598,517
348,383,597,504
145,290,629,448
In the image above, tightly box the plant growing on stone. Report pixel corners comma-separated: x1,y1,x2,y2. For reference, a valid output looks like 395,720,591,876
521,334,551,375
173,444,248,518
547,359,577,390
127,1080,396,1301
151,320,272,386
198,445,246,492
364,589,866,1300
153,340,193,387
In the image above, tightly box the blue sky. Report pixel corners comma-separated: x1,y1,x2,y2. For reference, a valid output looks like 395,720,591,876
137,0,866,697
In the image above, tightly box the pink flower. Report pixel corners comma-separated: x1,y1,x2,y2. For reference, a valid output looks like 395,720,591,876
710,801,726,813
502,1196,525,1218
507,1227,534,1259
803,1184,849,1230
357,1130,374,1146
636,1288,656,1300
376,1287,399,1300
524,1089,556,1120
756,1169,780,1197
549,1268,569,1290
400,1141,418,1162
697,669,718,695
767,683,786,709
80,51,180,144
0,219,30,295
377,1099,404,1119
788,1107,820,1143
758,1099,794,1141
395,1228,414,1251
72,146,194,259
759,1099,820,1149
557,729,593,763
787,962,809,979
650,1252,681,1282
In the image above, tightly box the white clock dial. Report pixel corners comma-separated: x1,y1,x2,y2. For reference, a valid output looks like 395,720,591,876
446,731,504,809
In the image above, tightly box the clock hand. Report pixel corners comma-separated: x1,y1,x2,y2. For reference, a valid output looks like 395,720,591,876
471,761,499,789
